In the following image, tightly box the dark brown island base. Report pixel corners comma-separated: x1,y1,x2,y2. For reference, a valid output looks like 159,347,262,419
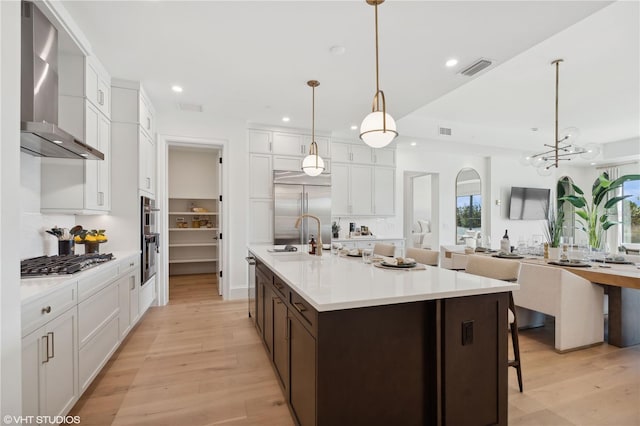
251,257,510,426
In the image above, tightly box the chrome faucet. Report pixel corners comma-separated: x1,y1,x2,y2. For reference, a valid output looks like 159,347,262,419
295,214,323,256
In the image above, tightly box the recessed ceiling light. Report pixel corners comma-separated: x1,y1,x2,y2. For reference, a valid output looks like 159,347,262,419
445,58,458,67
350,125,358,130
171,85,183,93
282,117,290,122
330,45,346,55
531,127,539,132
590,162,596,165
52,140,63,144
410,142,417,146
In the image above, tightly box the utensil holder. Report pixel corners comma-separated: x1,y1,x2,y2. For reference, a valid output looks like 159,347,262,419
58,240,74,256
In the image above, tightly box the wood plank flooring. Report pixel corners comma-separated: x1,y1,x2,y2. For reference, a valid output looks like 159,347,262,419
69,274,640,425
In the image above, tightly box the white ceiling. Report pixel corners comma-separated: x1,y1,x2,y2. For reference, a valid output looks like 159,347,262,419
60,1,638,160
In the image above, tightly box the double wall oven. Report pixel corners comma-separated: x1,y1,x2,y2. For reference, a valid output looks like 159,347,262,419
141,196,159,284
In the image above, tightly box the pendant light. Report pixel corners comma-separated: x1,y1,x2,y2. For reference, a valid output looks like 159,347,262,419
302,80,325,177
360,0,397,149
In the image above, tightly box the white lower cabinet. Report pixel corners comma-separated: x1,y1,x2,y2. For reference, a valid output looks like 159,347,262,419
22,307,78,421
78,274,120,392
21,255,144,420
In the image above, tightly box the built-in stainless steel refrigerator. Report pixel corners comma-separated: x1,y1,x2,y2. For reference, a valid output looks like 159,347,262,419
274,171,331,246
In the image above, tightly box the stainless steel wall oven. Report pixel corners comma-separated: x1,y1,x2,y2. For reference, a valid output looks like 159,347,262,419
141,196,159,284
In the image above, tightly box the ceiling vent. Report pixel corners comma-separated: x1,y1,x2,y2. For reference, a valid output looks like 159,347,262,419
177,103,203,113
459,58,492,77
439,127,452,136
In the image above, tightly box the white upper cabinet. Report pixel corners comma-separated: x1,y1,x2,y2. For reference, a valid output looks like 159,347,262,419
249,130,273,153
373,167,395,215
332,142,373,164
249,129,332,158
59,54,111,119
373,148,395,167
249,154,273,198
273,133,305,156
139,91,155,138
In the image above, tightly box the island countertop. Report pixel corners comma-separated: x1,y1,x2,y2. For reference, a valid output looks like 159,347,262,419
248,244,519,312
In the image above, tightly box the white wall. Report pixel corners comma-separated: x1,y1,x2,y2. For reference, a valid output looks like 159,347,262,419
396,144,488,248
20,153,77,258
168,147,219,199
156,111,247,296
1,0,23,415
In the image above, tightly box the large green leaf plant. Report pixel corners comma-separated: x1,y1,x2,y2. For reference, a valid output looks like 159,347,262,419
560,172,640,248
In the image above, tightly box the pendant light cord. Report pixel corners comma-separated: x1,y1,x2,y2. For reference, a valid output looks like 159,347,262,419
554,60,560,168
375,1,380,96
312,84,317,168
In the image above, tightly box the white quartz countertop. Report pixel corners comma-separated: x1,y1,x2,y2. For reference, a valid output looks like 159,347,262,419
248,244,519,312
20,251,140,303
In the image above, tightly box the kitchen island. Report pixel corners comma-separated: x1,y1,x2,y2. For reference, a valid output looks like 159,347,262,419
247,244,518,426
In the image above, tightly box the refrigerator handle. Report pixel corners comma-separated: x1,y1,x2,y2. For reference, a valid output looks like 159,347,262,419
299,191,305,245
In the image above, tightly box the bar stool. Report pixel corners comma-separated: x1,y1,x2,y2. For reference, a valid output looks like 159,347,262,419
465,255,523,392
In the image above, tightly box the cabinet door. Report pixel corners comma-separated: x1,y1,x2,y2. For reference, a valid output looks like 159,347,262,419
249,130,272,153
117,274,131,339
273,155,302,172
21,328,45,417
273,133,304,156
84,104,100,210
97,113,111,210
374,167,395,216
43,307,78,418
264,286,273,355
331,143,351,163
85,60,99,108
256,275,265,335
139,130,155,196
272,296,289,390
130,271,140,327
249,199,273,243
146,134,156,198
331,164,350,216
350,165,373,215
374,149,395,166
97,77,110,119
249,154,273,198
303,136,331,159
351,144,373,164
289,313,316,426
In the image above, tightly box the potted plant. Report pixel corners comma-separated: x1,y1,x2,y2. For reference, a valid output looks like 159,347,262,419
559,172,640,248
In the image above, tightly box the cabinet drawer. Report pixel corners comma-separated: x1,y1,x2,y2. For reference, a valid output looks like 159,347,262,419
118,256,139,275
78,282,119,347
272,277,289,300
79,315,119,392
78,263,118,302
290,291,317,329
22,282,77,337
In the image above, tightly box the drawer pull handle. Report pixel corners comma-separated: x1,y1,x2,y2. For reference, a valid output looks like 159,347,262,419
275,282,284,290
41,335,49,364
48,331,55,360
275,297,283,305
42,306,51,314
293,302,307,313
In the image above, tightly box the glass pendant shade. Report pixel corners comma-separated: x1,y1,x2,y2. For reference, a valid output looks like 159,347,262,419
360,111,398,148
518,153,534,166
580,143,601,160
302,150,325,176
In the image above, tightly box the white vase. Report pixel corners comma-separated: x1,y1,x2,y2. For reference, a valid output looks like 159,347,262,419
548,247,561,260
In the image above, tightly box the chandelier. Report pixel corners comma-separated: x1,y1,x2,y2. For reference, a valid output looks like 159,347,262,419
522,59,600,176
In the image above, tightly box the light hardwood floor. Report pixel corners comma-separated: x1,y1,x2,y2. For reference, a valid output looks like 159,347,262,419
69,274,640,426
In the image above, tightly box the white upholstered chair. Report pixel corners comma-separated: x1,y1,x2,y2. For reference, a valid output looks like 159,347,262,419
373,243,395,257
405,248,439,266
514,263,604,353
465,255,523,392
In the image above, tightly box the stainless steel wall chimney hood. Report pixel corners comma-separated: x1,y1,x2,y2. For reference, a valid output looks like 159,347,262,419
20,1,104,160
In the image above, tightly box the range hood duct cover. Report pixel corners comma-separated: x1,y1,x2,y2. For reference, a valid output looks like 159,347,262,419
20,1,103,160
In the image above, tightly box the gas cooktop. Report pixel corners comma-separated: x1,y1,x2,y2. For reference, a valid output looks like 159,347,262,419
21,253,114,278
